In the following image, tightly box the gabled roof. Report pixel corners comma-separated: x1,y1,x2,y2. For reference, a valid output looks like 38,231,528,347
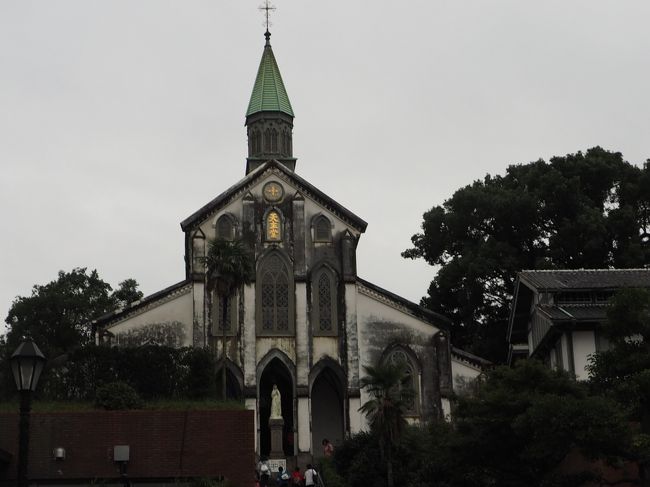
246,33,294,118
93,280,191,328
356,277,451,330
451,346,492,369
519,268,650,291
180,159,368,232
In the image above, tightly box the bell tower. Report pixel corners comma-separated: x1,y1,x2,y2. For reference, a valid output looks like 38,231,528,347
245,31,296,174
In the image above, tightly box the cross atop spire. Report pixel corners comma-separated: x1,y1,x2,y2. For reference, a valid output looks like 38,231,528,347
259,0,276,34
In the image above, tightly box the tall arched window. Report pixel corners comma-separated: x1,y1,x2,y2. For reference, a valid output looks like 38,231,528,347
257,253,294,335
216,215,235,240
385,348,420,416
281,130,288,154
312,267,337,336
264,129,271,152
313,215,332,242
253,131,261,154
271,129,278,153
212,294,237,335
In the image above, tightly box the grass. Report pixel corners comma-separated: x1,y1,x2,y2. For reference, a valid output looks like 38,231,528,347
0,398,246,413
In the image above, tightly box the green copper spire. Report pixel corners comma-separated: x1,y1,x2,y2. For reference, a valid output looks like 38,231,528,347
246,31,294,117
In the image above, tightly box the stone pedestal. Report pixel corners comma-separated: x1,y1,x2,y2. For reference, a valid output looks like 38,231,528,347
269,418,285,459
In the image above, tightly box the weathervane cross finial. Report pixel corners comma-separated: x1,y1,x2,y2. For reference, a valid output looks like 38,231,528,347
259,0,276,33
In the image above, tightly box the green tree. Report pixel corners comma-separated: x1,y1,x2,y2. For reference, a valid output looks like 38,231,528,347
403,147,650,362
359,361,413,487
203,239,254,400
111,278,144,308
3,268,142,359
451,360,632,487
588,288,650,483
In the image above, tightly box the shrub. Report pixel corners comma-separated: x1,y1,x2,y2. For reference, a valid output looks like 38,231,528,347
94,381,143,410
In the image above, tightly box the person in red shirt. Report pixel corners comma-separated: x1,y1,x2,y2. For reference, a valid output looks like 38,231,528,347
291,466,304,487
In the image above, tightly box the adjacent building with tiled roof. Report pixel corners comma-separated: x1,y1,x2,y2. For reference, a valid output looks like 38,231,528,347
507,268,650,379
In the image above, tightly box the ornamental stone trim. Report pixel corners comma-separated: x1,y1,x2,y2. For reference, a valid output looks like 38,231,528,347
196,167,362,233
357,282,413,317
105,282,193,329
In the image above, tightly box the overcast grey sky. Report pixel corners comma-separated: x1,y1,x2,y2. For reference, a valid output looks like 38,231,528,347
2,1,649,336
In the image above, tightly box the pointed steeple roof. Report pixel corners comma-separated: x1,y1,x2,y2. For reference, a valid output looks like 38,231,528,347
246,31,294,117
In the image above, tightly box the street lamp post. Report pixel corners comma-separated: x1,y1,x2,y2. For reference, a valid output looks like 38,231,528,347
10,341,46,487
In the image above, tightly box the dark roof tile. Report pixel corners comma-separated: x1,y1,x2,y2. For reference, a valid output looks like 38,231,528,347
519,269,650,290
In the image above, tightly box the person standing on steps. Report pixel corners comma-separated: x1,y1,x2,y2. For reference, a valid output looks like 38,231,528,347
322,438,334,458
291,466,304,487
304,464,318,487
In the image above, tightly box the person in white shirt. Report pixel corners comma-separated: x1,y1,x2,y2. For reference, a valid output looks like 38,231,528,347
304,464,318,487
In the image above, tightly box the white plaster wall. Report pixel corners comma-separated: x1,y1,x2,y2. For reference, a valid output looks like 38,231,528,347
246,397,258,454
572,330,596,380
560,333,570,373
313,337,339,364
303,198,361,239
357,291,440,342
107,289,193,346
199,199,244,240
356,291,439,367
344,283,360,389
194,281,206,347
297,397,310,453
295,282,309,387
256,338,297,367
243,284,257,387
441,398,452,421
348,397,364,434
451,358,481,394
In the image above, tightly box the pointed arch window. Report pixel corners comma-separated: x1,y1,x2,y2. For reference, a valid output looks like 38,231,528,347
212,294,237,336
216,215,235,241
257,253,294,335
271,129,278,153
252,131,261,155
384,348,420,416
312,267,337,336
265,210,282,242
313,215,332,242
281,130,289,154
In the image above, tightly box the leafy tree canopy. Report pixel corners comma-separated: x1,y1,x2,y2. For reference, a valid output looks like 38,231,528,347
3,268,143,358
451,361,631,487
335,361,632,487
403,147,650,362
588,288,650,475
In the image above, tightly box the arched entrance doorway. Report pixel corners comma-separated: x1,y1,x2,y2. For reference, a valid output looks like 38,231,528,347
311,367,344,454
259,357,294,457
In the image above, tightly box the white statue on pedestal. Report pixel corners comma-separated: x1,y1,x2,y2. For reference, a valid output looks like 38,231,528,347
270,384,283,420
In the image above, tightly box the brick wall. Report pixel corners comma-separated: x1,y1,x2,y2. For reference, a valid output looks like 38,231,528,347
0,409,254,486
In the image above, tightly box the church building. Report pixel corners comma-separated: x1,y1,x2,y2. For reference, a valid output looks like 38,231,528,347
94,29,481,463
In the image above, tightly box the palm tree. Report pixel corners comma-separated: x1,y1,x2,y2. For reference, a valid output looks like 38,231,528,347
359,361,413,487
203,238,254,400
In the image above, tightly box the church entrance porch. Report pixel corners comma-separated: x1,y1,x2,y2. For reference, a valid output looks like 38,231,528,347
310,366,345,455
259,357,294,458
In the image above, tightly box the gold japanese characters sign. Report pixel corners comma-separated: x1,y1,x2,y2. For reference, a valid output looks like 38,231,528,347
266,211,281,241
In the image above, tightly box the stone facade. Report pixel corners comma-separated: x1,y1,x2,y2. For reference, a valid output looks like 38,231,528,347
93,33,484,462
